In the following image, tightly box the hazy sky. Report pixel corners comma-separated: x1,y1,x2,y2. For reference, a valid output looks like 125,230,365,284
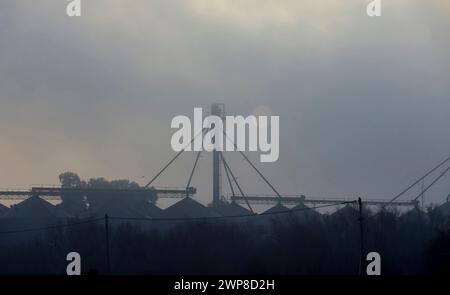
1,0,449,206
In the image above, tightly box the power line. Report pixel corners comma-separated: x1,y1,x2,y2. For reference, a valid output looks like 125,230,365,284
0,201,355,235
0,200,356,235
108,201,356,222
0,217,103,235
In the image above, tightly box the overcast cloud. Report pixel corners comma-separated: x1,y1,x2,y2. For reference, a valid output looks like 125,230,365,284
0,0,449,206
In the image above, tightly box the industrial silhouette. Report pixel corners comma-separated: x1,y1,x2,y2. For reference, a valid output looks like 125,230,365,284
0,105,449,275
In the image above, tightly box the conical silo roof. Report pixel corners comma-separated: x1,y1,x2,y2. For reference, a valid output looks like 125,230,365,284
330,204,358,218
3,196,71,219
291,201,322,221
213,200,253,217
88,199,163,218
164,197,220,218
262,202,289,215
258,202,291,225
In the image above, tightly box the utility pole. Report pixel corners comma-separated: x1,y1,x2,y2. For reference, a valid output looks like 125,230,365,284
105,214,111,275
358,197,364,276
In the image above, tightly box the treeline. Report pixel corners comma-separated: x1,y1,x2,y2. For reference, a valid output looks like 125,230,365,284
59,172,141,190
0,208,449,275
56,172,155,215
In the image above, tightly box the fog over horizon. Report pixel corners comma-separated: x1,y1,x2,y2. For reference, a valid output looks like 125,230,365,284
1,0,450,206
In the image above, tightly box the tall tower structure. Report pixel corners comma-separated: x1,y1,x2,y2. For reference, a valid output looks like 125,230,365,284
211,103,224,207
